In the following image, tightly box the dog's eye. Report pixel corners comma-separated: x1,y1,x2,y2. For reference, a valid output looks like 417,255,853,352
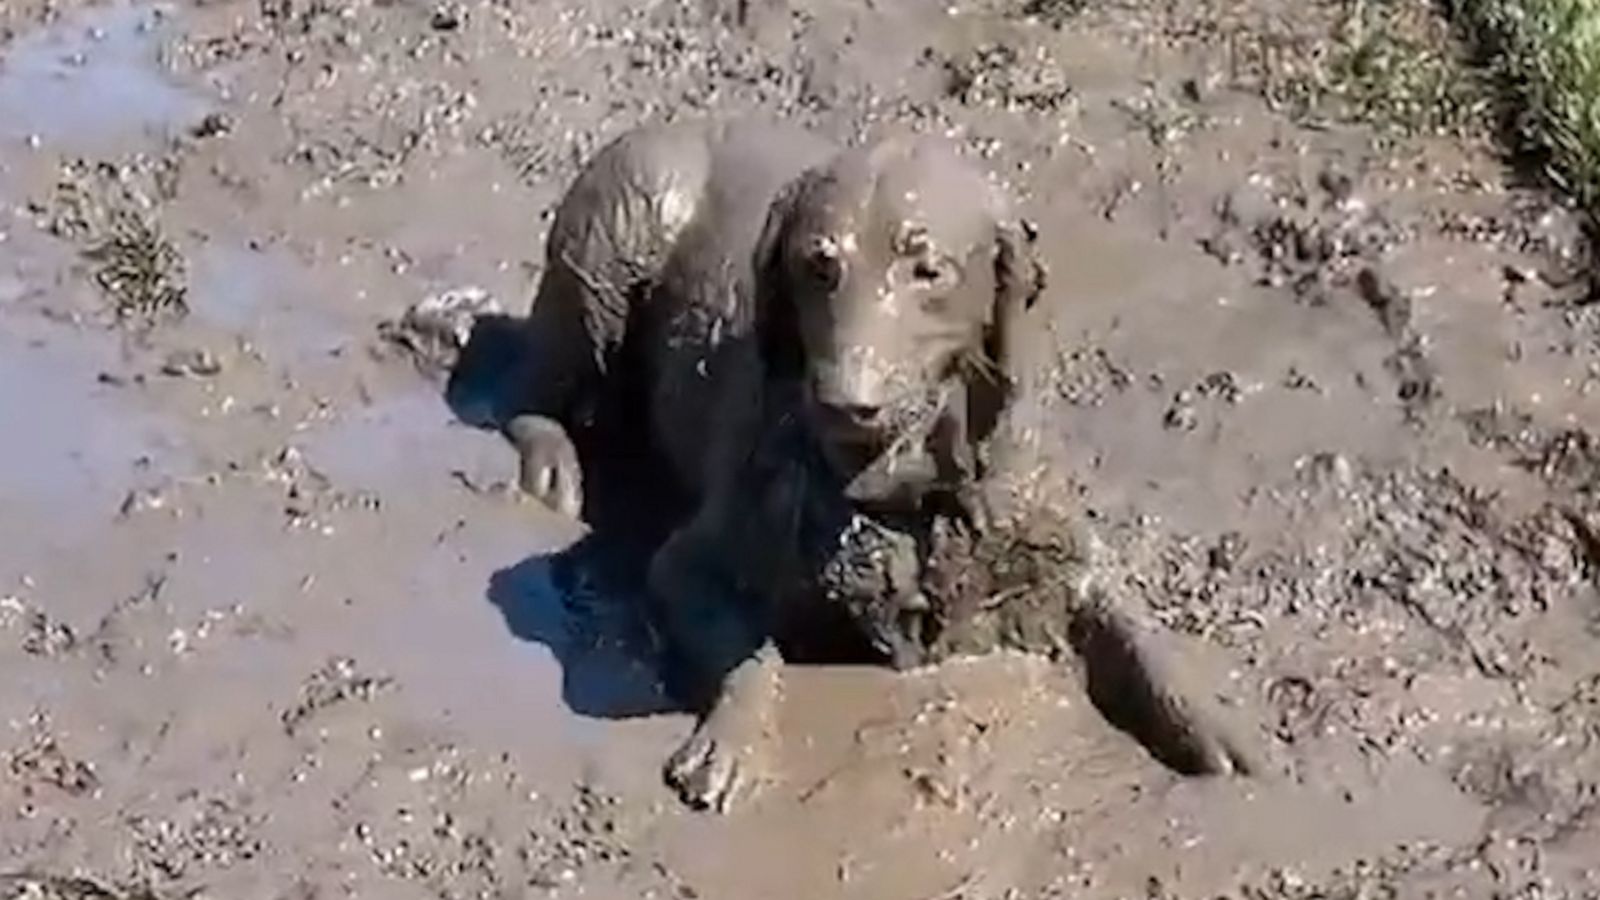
801,241,842,289
897,225,933,257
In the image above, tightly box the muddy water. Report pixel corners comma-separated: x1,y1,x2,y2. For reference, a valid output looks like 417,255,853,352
0,2,208,149
0,305,192,607
0,324,182,523
186,241,356,366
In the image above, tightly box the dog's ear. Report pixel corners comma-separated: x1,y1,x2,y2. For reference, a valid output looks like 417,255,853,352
966,216,1045,449
753,174,809,382
986,216,1046,382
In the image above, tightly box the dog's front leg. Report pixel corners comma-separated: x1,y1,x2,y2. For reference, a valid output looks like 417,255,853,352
929,379,997,534
664,642,782,813
506,414,584,520
1069,590,1269,778
649,523,783,813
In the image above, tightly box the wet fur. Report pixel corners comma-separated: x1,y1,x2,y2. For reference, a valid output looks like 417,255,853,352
501,118,1095,810
505,117,1043,619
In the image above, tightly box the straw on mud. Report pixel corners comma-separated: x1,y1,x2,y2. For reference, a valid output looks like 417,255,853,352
82,208,188,325
1453,0,1600,214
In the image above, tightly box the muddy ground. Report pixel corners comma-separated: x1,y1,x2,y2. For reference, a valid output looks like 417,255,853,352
1,0,1599,896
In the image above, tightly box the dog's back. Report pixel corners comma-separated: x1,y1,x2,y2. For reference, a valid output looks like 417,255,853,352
643,121,835,498
536,118,835,501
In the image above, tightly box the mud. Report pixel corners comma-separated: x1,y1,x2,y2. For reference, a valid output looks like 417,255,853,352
3,0,1600,896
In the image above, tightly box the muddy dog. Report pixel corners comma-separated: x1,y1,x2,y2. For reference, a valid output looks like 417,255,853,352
499,119,1261,811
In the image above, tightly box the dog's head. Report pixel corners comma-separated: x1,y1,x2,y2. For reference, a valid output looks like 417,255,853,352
754,133,1044,485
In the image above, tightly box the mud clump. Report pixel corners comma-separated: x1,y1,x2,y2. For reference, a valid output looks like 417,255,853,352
1048,343,1136,408
279,656,395,736
818,501,1264,777
0,873,159,900
7,732,99,798
2,596,78,658
1017,0,1088,29
124,793,265,884
1462,408,1600,571
80,211,187,326
377,286,505,378
1207,174,1407,305
1464,406,1600,498
1163,370,1244,432
934,43,1073,112
818,502,1089,669
1204,172,1443,420
1358,266,1439,422
919,509,1089,662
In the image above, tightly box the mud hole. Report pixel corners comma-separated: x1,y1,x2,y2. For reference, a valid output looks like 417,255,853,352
2,0,1600,896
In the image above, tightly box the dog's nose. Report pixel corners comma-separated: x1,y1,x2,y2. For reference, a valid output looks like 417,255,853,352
814,400,890,444
813,345,898,411
809,400,887,476
834,402,881,427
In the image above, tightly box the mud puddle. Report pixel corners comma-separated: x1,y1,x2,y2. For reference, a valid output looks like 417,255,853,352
0,313,189,572
301,387,500,495
0,2,209,149
185,241,357,368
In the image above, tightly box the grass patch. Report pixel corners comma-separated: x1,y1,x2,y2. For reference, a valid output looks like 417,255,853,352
1449,0,1600,213
1236,0,1490,137
1320,0,1490,135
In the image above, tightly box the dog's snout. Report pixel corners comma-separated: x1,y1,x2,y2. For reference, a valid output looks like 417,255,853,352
810,396,885,441
834,402,881,426
811,345,897,412
810,400,887,477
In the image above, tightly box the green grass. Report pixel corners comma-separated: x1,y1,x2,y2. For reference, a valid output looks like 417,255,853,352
1452,0,1600,213
1322,0,1488,136
1222,0,1488,140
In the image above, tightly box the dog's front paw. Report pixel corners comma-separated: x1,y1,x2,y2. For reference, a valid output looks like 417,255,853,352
1143,666,1264,777
664,652,780,813
1073,603,1270,778
664,715,774,813
506,414,583,520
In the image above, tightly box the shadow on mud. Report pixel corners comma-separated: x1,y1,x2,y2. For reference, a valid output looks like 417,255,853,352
441,316,1256,777
485,535,679,720
446,314,689,721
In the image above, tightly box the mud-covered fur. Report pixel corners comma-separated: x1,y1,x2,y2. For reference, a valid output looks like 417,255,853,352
504,121,1042,522
500,119,1256,813
749,149,1047,529
815,494,1263,779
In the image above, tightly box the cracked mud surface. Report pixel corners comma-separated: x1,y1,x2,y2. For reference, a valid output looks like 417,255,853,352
2,0,1600,897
